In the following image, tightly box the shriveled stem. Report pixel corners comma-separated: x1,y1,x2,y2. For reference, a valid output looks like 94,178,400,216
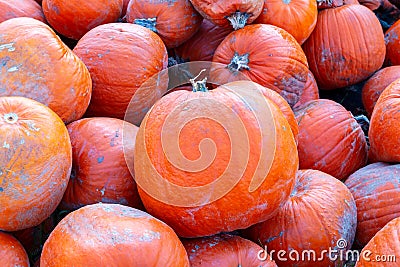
226,11,251,30
190,69,208,92
227,52,250,72
134,18,157,33
354,114,370,145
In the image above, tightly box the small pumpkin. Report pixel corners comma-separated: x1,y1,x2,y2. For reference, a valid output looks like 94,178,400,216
0,0,46,23
42,0,123,40
245,169,357,267
0,231,29,267
294,99,368,180
126,0,203,48
183,234,277,266
384,19,400,66
0,17,92,124
40,203,190,266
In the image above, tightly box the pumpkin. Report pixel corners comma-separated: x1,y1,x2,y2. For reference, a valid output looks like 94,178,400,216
60,117,143,210
0,231,29,267
212,24,309,107
189,0,264,30
40,203,190,266
254,0,317,45
294,99,368,180
384,19,400,66
0,0,46,23
362,66,400,117
344,162,400,248
302,4,386,90
173,19,232,62
42,0,123,40
245,169,357,267
0,18,92,124
369,78,400,163
73,23,168,124
294,71,319,109
133,80,299,238
355,217,400,266
126,0,203,49
183,234,277,266
0,96,71,232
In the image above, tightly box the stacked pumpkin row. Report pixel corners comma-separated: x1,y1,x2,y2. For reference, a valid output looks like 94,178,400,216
0,0,400,266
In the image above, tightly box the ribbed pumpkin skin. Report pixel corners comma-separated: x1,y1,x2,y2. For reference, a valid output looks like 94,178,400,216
0,232,29,267
245,169,357,267
0,96,72,232
173,19,232,62
355,217,400,267
294,71,319,109
303,5,385,90
189,0,264,29
122,0,129,17
40,204,190,266
212,24,309,107
255,0,317,44
0,0,46,23
345,162,400,247
361,66,400,117
60,118,142,211
183,234,277,266
369,79,400,163
385,19,400,66
294,99,368,180
42,0,123,40
134,83,299,238
126,0,203,48
73,23,168,123
0,17,92,124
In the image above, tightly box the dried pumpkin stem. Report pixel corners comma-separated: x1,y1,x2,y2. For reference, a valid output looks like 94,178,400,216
190,69,208,92
227,52,250,72
354,114,370,145
226,11,251,30
134,18,157,33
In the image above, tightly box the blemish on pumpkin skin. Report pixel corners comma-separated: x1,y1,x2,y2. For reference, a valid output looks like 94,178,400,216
0,187,3,192
97,156,104,163
0,43,15,52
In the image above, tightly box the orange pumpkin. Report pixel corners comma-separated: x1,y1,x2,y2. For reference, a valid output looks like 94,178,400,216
73,23,168,124
384,19,400,66
0,96,71,232
0,17,92,124
255,0,317,44
0,231,29,267
0,0,46,23
126,0,203,48
212,24,309,107
294,99,368,180
245,169,357,267
60,117,142,210
369,78,400,163
41,203,190,266
42,0,123,40
355,217,400,266
302,4,386,90
362,66,400,117
183,234,277,266
133,80,299,237
293,71,319,109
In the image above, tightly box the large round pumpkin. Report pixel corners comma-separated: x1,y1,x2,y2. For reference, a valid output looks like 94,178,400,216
0,17,92,124
73,23,168,124
60,117,142,210
0,231,29,267
133,80,299,238
212,24,309,107
42,0,123,40
126,0,203,49
294,99,368,180
0,0,46,23
255,0,317,44
344,162,400,247
369,78,400,163
0,96,71,232
384,19,400,66
40,203,190,266
183,234,277,266
245,169,357,267
302,4,385,90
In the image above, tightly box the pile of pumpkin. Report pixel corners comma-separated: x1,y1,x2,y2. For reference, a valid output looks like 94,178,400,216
1,0,400,266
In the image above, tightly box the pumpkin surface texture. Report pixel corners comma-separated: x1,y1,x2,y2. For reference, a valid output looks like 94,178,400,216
0,0,46,23
0,231,29,267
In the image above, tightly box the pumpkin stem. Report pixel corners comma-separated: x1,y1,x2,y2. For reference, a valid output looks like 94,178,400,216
226,11,251,30
4,113,18,124
354,114,370,145
228,52,250,72
134,18,157,33
316,0,333,6
190,69,208,92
